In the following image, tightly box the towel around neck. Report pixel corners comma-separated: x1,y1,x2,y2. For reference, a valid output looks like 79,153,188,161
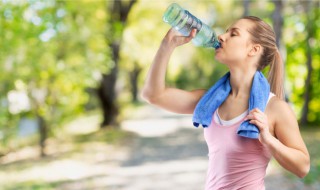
192,71,270,139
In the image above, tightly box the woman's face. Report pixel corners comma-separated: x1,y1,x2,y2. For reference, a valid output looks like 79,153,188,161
215,19,256,65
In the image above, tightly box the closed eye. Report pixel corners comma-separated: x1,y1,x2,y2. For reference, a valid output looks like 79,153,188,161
226,27,240,37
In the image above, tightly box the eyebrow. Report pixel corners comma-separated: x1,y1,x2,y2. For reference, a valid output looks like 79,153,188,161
226,27,240,33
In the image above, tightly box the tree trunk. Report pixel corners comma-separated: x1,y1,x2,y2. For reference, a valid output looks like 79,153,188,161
130,63,142,102
300,1,315,125
300,43,312,125
272,0,283,48
272,0,290,102
243,0,250,17
97,66,119,127
38,114,47,157
97,0,136,128
98,43,119,127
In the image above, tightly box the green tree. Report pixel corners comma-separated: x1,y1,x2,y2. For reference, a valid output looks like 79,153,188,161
97,0,136,128
285,1,320,125
0,0,110,156
300,0,319,125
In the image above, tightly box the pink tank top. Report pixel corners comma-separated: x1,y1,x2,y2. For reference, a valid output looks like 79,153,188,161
204,93,275,190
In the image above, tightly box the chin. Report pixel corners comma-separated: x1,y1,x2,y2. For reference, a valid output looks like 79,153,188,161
214,56,228,65
214,55,224,63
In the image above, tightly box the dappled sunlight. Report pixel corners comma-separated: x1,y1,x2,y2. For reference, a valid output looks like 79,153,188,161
103,158,207,190
265,160,320,190
121,104,194,137
1,0,319,189
121,117,192,137
0,146,39,165
0,141,130,189
9,159,94,182
0,104,319,189
64,114,101,135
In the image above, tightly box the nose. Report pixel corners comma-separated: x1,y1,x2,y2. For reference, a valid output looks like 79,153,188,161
218,34,225,43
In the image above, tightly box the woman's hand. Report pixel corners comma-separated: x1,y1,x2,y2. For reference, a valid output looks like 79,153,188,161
245,108,273,145
162,28,197,48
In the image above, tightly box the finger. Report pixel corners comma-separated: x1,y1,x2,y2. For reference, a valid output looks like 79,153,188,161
186,28,197,41
249,109,267,120
245,113,255,120
190,28,197,37
249,119,264,130
245,112,261,121
169,27,179,34
249,108,257,114
251,108,265,116
244,115,252,121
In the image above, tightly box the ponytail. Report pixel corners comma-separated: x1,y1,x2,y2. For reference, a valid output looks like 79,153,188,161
268,50,285,100
242,16,285,100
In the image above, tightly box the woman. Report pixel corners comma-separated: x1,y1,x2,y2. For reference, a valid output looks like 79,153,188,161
141,16,310,189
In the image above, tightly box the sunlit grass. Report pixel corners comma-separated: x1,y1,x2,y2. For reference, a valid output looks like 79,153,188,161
3,180,57,190
0,112,135,189
0,108,319,189
118,99,146,120
281,126,320,184
300,127,320,184
72,127,135,145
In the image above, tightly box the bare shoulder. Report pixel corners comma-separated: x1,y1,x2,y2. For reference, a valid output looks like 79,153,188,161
267,96,297,121
267,96,302,143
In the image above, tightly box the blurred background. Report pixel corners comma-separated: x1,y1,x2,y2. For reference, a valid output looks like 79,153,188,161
0,0,319,189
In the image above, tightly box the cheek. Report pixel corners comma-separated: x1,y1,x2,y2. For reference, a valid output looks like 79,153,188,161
232,49,247,59
228,46,248,61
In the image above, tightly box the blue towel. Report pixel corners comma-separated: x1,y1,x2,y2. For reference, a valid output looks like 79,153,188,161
192,71,270,139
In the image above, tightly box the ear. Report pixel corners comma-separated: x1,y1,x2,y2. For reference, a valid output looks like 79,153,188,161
248,44,262,57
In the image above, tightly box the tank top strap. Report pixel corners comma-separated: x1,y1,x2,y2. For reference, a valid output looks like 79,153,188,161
267,92,276,104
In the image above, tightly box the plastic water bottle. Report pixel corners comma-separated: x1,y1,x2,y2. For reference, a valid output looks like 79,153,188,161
163,3,221,49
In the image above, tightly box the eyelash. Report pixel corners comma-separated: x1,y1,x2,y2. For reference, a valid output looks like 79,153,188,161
231,33,236,36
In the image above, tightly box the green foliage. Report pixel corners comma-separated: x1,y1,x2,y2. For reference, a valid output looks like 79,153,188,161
174,48,228,90
120,0,320,126
0,0,111,151
3,181,57,190
303,163,320,184
284,4,320,123
73,128,134,145
0,0,319,155
300,128,320,184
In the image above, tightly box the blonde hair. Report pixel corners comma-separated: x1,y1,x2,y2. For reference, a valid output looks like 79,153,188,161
243,16,285,100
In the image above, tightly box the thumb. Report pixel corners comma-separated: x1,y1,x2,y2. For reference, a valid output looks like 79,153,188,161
186,28,197,41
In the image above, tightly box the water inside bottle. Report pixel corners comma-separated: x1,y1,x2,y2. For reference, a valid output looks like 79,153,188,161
163,3,221,49
163,3,182,26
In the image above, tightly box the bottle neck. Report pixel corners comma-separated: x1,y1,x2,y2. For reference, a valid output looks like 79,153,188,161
204,38,221,49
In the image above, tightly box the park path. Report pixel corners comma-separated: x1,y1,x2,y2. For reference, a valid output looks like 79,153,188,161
107,104,319,190
1,104,318,190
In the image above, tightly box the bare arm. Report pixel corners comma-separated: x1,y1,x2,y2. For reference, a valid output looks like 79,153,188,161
268,99,310,178
247,98,310,178
141,28,206,114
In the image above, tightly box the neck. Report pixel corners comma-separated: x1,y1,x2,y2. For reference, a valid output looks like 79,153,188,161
229,67,257,98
